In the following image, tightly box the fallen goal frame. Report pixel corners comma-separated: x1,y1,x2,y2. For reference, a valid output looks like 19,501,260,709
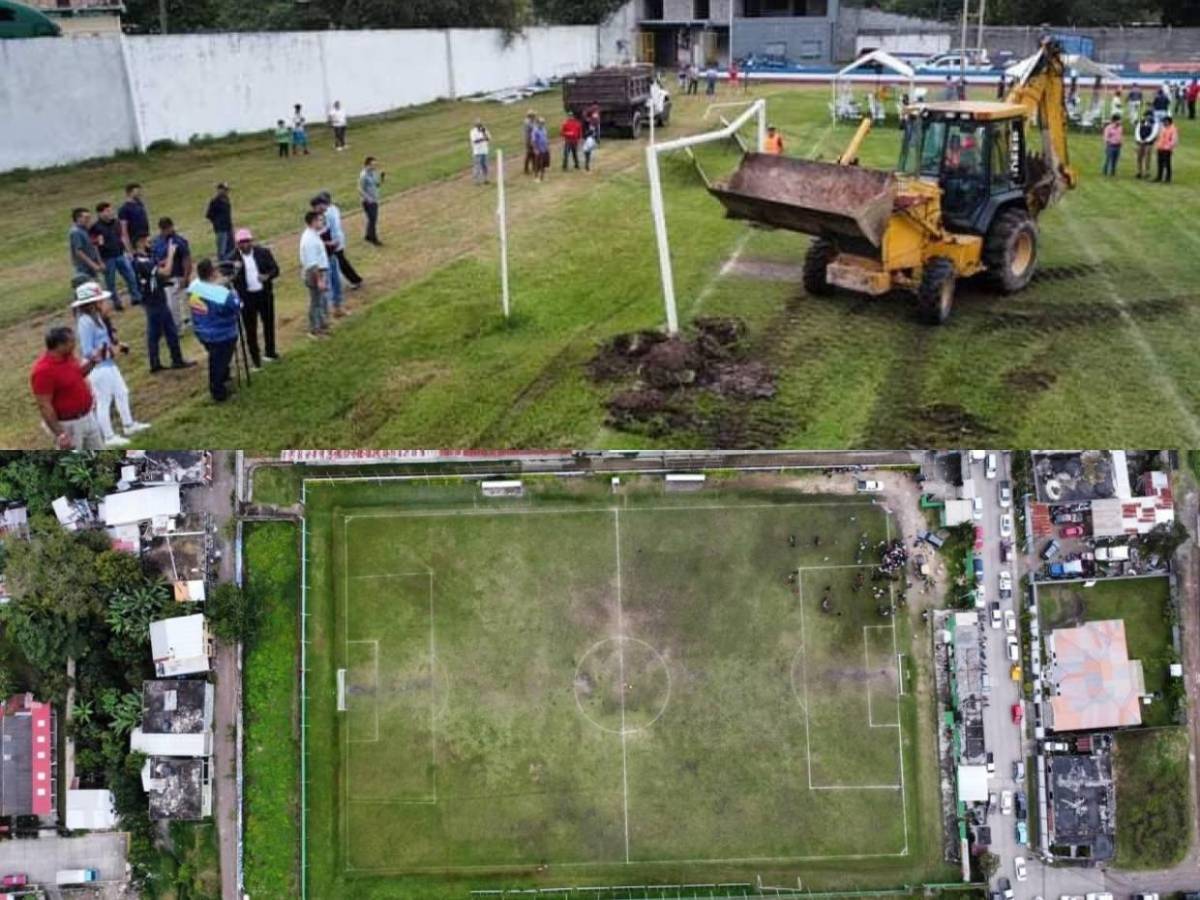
645,98,767,335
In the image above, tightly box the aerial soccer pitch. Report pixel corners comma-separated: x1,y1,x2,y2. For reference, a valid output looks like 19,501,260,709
301,478,917,893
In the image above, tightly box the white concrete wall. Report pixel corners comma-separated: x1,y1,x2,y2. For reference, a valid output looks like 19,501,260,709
2,26,596,172
0,36,137,172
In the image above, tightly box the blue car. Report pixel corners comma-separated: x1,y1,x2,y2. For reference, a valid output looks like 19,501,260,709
973,557,984,581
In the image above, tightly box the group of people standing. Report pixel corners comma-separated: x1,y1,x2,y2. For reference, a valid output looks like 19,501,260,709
275,100,351,158
519,108,600,181
1100,102,1181,183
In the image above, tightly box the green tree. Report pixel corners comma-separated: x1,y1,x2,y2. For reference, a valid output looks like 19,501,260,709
72,697,94,726
207,582,252,642
106,582,172,639
4,524,110,623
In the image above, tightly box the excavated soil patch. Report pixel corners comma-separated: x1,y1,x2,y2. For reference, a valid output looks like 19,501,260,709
589,317,776,438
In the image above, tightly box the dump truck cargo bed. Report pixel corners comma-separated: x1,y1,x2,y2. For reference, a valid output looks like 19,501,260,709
708,153,899,247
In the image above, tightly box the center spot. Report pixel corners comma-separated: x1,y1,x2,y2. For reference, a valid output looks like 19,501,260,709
574,636,671,736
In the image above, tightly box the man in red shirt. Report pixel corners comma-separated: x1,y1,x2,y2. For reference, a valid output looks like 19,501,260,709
30,326,105,450
561,113,583,171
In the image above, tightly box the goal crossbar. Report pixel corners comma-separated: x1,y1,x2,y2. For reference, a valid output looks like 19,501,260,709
645,98,767,335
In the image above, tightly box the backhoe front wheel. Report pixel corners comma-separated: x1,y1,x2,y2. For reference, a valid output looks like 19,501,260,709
985,208,1039,293
803,239,837,297
916,257,957,325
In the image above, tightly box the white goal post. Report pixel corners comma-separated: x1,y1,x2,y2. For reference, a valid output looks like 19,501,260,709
645,98,768,335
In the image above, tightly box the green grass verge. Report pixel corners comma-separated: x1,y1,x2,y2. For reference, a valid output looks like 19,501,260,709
242,522,301,898
1038,577,1178,726
1114,728,1191,869
250,465,303,507
300,474,954,898
7,87,1200,447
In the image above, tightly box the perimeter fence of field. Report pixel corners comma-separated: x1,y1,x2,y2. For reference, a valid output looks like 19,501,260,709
468,883,984,900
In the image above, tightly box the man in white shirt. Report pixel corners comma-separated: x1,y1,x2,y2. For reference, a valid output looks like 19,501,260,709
469,119,491,185
231,228,281,366
329,100,348,151
299,211,330,338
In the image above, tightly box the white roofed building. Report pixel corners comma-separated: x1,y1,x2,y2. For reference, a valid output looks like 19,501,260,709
149,615,212,677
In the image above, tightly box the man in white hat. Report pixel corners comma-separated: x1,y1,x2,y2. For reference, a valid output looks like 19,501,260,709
72,281,150,447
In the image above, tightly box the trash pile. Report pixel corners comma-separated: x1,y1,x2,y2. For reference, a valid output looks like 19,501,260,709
588,318,777,438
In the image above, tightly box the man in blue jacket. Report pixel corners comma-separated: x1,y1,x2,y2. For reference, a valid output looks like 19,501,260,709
187,258,242,402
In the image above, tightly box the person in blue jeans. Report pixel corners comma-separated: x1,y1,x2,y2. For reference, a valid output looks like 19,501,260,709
90,202,140,309
187,258,242,402
131,235,193,373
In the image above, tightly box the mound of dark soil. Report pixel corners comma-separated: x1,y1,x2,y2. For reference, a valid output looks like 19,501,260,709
588,317,776,437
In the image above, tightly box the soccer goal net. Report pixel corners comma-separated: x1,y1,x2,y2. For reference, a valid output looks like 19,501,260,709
645,98,767,336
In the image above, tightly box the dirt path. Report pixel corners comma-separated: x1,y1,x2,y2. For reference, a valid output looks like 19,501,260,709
0,142,649,446
1173,472,1200,867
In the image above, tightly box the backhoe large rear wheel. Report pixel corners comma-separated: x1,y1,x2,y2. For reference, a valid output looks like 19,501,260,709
803,238,837,297
984,208,1039,293
916,257,957,325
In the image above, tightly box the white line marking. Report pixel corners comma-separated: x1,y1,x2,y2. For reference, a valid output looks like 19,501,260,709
343,501,880,521
691,232,751,314
614,509,631,865
345,639,380,744
886,516,910,856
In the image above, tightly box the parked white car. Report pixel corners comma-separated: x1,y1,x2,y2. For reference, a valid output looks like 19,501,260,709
973,496,984,520
1014,857,1027,882
1004,610,1016,634
1000,513,1013,538
986,452,998,479
856,479,883,493
1006,636,1020,662
1001,790,1013,814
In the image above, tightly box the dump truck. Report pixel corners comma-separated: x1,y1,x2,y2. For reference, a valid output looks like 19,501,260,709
56,869,99,885
708,38,1077,324
563,65,670,138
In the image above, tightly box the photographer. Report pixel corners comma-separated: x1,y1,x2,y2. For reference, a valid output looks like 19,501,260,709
72,281,150,445
231,228,281,367
187,258,243,402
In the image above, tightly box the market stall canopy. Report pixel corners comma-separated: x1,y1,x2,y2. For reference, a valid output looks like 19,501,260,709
1006,51,1117,82
837,48,917,81
0,0,62,38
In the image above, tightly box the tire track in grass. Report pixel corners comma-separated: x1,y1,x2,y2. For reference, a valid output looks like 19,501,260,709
1057,208,1200,443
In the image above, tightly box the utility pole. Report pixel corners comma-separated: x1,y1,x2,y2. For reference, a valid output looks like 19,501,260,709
158,0,168,34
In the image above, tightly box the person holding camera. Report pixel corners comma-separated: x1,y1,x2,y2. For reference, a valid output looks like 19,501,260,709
231,228,281,367
187,258,243,402
72,281,150,446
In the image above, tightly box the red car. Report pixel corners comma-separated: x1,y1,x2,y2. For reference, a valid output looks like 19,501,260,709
1060,524,1084,538
1011,703,1024,724
2,875,27,887
974,526,985,550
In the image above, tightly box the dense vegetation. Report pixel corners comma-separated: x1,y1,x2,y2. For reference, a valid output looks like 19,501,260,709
0,453,219,897
121,0,630,34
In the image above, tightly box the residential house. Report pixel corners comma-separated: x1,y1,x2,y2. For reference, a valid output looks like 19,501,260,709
129,680,214,758
149,615,213,678
142,757,212,821
0,694,56,823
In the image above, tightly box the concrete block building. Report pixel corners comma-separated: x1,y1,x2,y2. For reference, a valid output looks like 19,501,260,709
633,0,839,68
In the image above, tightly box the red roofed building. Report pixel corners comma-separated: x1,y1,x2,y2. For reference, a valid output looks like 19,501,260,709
0,694,56,821
1090,471,1175,539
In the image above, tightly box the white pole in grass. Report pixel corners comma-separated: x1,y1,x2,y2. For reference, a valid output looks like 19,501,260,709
645,144,678,336
496,148,510,319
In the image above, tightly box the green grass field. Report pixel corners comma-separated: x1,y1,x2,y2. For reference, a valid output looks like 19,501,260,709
296,474,951,898
1114,727,1192,869
242,522,302,899
1038,577,1177,726
5,84,1200,447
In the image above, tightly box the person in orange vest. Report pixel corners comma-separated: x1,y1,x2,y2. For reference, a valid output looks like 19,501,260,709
764,125,784,155
1156,115,1179,183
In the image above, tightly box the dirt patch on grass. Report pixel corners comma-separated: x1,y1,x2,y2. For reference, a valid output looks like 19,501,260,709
589,317,777,439
1003,367,1058,393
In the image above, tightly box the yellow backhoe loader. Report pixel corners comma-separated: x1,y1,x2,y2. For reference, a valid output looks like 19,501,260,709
708,38,1078,324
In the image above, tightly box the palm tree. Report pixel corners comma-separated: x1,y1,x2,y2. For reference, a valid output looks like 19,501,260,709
72,698,94,726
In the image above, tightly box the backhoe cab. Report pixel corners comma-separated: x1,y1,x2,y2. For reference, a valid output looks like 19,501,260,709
707,38,1074,324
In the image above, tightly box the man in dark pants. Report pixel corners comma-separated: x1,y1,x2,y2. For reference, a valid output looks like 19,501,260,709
187,258,242,402
131,235,193,373
205,182,235,261
358,156,384,245
231,228,281,367
91,202,140,309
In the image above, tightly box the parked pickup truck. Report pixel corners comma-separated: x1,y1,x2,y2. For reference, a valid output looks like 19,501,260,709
563,65,670,138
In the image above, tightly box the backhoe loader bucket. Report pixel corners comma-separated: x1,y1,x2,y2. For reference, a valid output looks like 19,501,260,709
708,153,898,248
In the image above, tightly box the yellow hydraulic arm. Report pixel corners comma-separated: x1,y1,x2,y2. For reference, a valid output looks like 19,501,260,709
1005,38,1079,215
838,116,874,166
